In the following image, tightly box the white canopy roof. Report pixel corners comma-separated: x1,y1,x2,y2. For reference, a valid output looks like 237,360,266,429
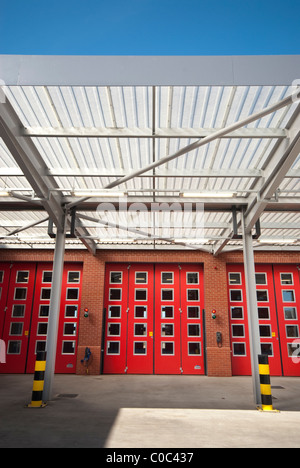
0,55,299,254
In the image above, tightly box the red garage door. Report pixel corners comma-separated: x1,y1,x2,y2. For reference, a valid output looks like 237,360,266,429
227,263,300,377
103,263,205,375
0,262,82,374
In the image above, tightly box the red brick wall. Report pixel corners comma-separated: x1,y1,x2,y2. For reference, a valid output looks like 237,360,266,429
2,248,300,377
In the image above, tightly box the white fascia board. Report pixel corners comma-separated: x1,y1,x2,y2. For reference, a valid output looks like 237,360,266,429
1,55,300,86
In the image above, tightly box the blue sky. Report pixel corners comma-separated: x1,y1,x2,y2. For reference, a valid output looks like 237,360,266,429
0,0,299,55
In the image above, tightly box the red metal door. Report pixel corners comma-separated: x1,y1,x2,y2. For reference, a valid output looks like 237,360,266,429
228,264,282,376
227,264,251,376
180,264,205,375
55,263,83,373
0,263,11,340
126,264,154,374
154,264,181,374
255,264,282,376
0,263,37,374
103,264,130,374
273,264,300,376
26,263,83,374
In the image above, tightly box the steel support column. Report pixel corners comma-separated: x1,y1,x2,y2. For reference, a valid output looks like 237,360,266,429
242,211,262,406
43,220,66,402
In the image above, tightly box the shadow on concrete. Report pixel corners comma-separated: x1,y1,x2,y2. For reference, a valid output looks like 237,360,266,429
0,374,299,448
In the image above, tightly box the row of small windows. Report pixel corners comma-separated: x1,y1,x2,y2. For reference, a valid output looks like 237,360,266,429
231,306,298,321
0,270,80,284
108,305,201,319
9,304,78,318
12,287,80,301
232,342,300,358
8,322,77,336
106,341,201,356
229,272,295,285
109,288,200,302
6,340,76,355
107,323,201,337
229,289,297,303
231,323,299,338
110,271,200,285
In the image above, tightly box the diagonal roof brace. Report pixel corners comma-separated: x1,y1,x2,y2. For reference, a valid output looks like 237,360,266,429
244,109,300,234
0,97,65,231
0,95,97,253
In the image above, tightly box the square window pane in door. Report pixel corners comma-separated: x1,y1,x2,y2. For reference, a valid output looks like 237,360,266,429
0,271,3,283
286,325,299,338
41,288,51,300
62,341,76,354
109,306,121,318
67,288,79,300
232,325,245,337
259,325,272,337
288,342,300,357
281,273,293,285
256,290,268,302
16,271,29,283
161,306,174,318
36,341,46,353
135,289,147,301
187,289,199,301
229,273,241,285
64,323,77,336
12,304,25,317
282,290,295,302
188,324,201,336
65,305,78,318
7,341,21,354
255,273,267,285
135,306,147,318
187,306,200,319
161,324,174,336
37,323,48,335
134,342,147,355
284,307,297,320
134,324,147,336
42,271,53,283
233,343,246,356
162,272,174,284
135,272,148,284
39,305,50,317
110,272,122,284
68,271,80,283
188,342,201,355
14,288,27,300
161,342,174,355
261,343,273,356
187,273,199,284
162,289,173,301
230,290,242,302
10,323,23,335
108,323,121,336
109,289,122,301
231,307,244,319
107,341,120,355
258,307,270,320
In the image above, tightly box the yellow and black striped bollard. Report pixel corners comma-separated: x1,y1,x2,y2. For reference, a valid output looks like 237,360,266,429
27,351,47,408
258,354,278,412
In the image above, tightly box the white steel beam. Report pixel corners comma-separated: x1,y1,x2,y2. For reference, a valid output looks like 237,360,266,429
21,126,287,139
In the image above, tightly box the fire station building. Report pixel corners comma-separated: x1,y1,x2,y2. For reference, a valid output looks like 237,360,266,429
0,55,300,398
